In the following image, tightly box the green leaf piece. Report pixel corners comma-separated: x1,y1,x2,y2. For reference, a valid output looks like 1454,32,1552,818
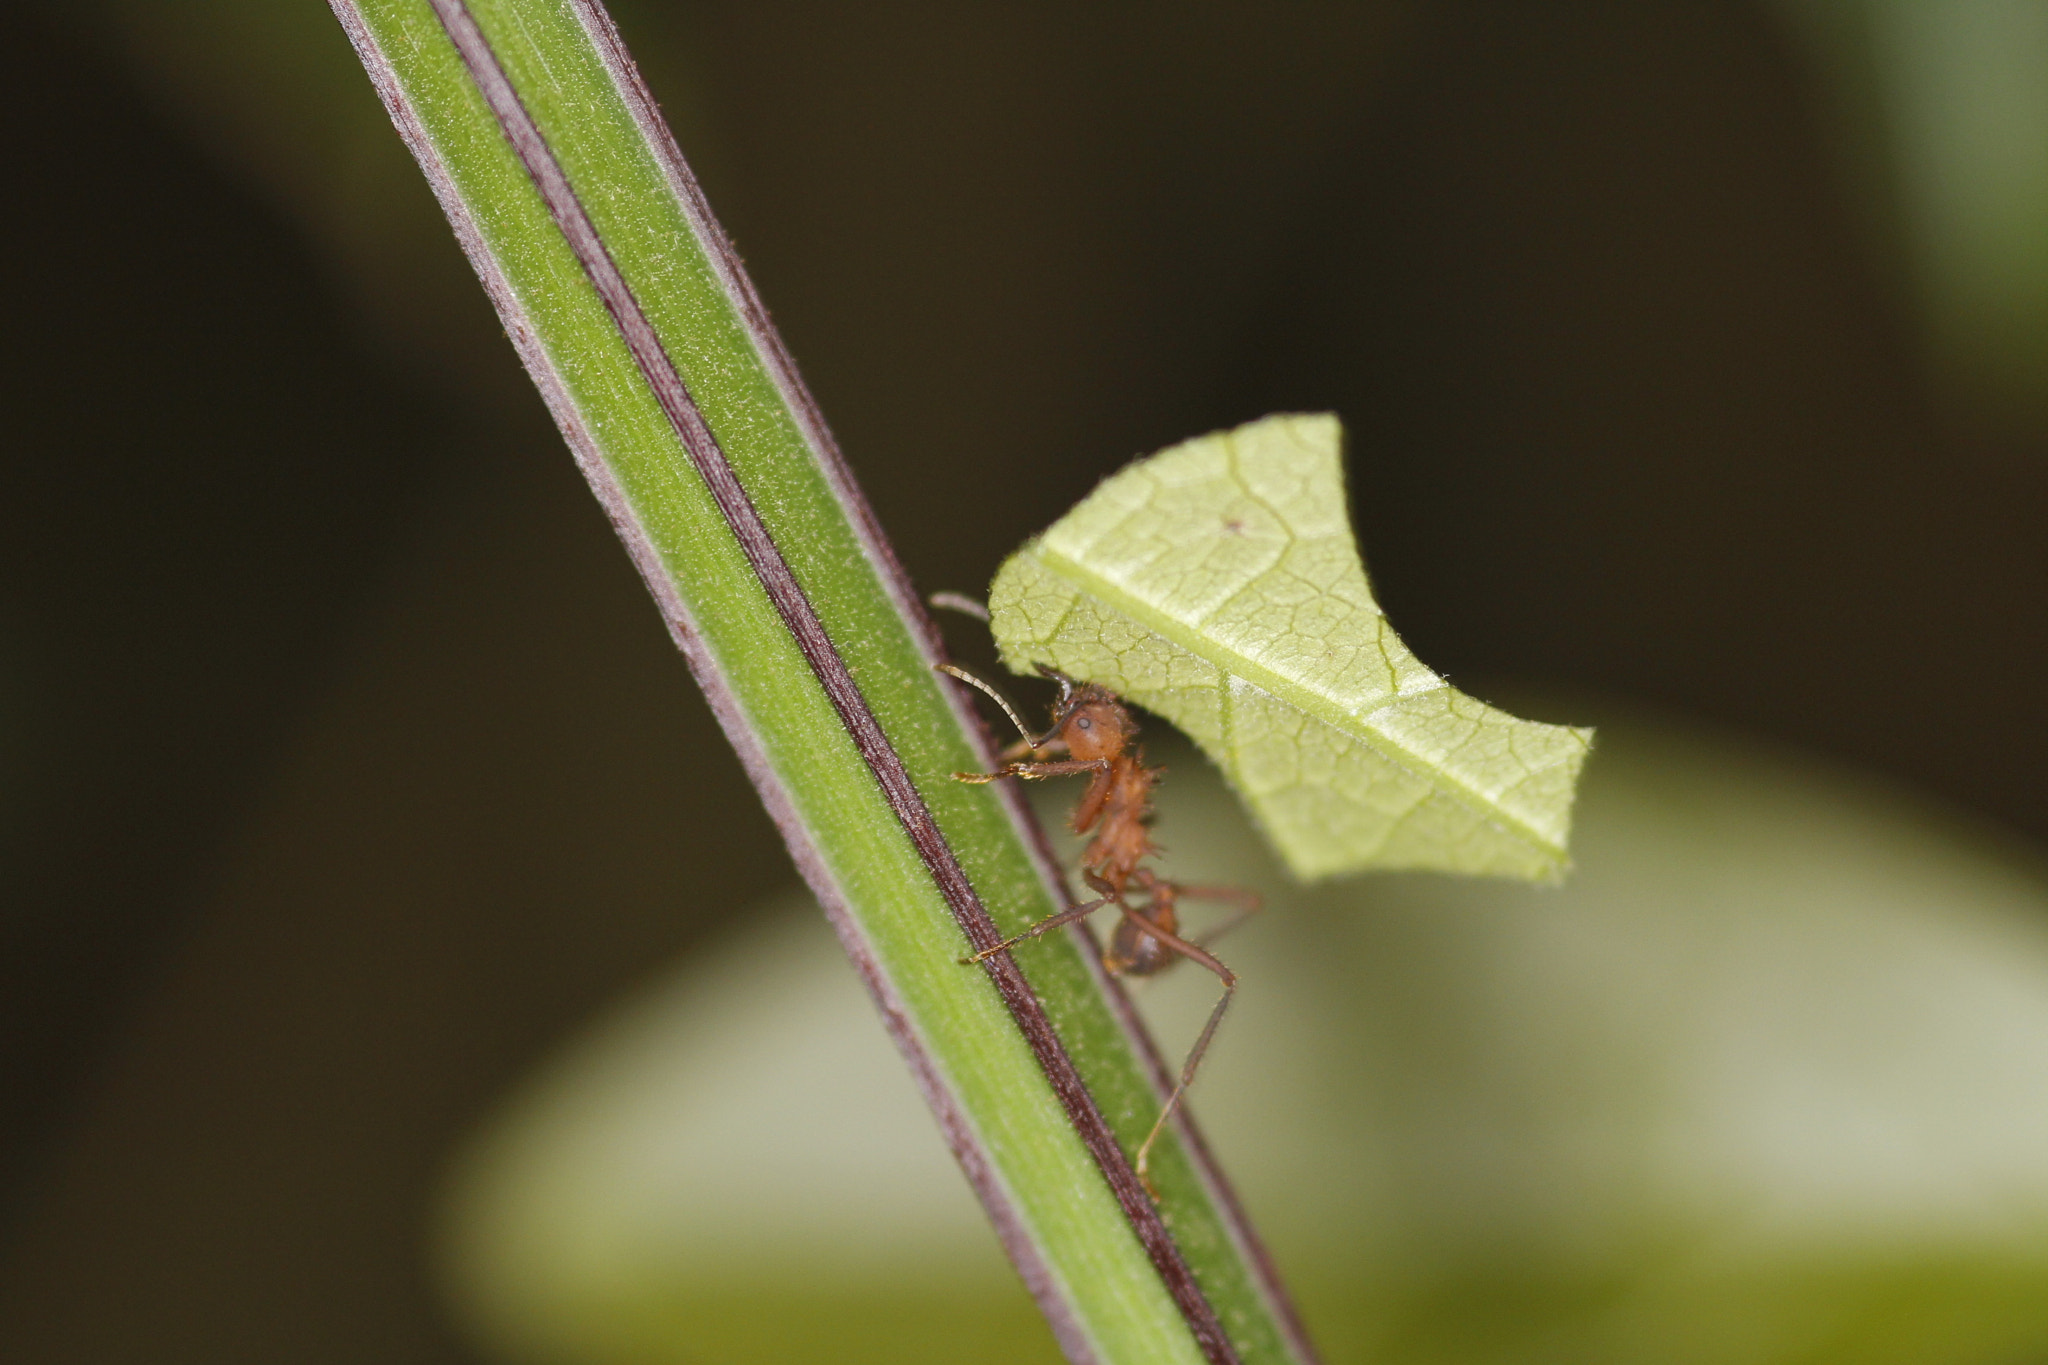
989,413,1593,882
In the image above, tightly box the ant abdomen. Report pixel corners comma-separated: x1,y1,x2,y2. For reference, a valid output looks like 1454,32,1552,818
1105,912,1178,976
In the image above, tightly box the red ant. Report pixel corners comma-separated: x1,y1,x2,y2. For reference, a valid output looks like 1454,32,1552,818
939,656,1259,1189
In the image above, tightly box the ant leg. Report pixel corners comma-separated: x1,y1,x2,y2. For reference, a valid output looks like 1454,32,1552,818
961,896,1113,965
952,758,1107,784
1114,909,1239,1191
1175,884,1262,949
998,734,1068,763
1082,869,1119,900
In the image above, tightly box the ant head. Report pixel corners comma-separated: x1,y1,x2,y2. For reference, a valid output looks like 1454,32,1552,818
1029,664,1084,745
1033,665,1134,758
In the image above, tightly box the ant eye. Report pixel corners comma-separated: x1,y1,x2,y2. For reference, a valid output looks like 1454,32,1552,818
1076,717,1093,729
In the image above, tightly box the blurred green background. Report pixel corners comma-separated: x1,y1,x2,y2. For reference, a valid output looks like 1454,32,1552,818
2,3,2046,1362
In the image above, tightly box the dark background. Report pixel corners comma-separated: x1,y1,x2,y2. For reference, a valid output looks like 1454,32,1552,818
0,3,2042,1360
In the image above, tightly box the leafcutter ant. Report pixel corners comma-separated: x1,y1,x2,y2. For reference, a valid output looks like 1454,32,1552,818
937,649,1258,1190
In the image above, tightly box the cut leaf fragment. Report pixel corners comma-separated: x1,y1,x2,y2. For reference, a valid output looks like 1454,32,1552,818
988,413,1593,882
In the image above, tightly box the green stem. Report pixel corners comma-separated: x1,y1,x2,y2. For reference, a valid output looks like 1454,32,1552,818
329,3,1318,1362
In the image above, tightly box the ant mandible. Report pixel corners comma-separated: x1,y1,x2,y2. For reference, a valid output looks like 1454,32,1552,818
939,657,1259,1190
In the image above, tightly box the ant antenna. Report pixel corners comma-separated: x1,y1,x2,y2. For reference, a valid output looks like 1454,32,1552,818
927,591,990,622
936,664,1042,748
1033,663,1083,716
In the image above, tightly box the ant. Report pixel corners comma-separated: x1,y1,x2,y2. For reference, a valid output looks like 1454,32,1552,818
938,653,1259,1190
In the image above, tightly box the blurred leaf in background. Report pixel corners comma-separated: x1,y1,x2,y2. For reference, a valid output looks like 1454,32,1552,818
1775,0,2048,436
443,715,2048,1365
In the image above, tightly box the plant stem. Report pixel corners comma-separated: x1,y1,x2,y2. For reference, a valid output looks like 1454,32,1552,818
329,3,1319,1362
